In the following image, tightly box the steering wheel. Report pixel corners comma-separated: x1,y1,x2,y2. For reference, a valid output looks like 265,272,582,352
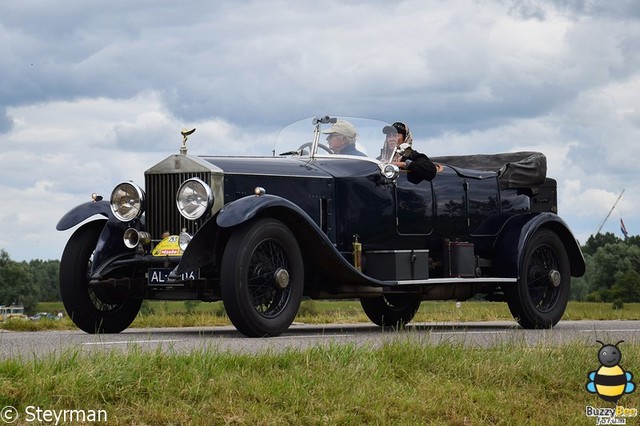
297,142,334,155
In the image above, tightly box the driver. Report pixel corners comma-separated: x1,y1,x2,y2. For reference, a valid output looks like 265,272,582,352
321,120,366,156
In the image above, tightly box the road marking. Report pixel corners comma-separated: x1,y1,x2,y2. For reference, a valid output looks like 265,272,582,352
83,339,181,346
275,334,352,339
439,331,508,335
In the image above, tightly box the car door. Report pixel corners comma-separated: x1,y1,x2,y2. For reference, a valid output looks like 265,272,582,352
395,172,434,236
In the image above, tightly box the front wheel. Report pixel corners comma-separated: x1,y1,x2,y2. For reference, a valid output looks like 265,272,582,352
360,294,421,328
60,222,142,333
506,229,571,329
221,218,304,337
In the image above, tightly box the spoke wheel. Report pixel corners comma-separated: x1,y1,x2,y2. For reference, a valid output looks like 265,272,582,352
360,294,421,328
60,222,142,333
507,229,570,329
221,218,304,337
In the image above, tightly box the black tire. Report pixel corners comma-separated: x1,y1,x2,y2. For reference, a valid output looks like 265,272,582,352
506,229,570,329
360,294,421,327
220,218,304,337
60,222,142,334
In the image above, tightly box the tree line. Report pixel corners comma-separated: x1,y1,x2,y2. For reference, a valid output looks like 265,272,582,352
1,232,639,314
570,233,640,303
0,250,60,313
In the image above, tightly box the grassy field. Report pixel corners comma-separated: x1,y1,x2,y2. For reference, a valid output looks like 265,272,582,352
2,302,640,424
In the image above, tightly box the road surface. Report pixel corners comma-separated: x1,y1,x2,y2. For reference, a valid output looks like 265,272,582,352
2,320,640,359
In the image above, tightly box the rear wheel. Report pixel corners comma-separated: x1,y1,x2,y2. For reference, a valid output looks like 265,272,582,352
60,222,142,333
360,294,421,327
506,229,570,329
221,218,304,337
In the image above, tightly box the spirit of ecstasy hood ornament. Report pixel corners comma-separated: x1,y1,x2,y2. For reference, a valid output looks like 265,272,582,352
179,128,196,155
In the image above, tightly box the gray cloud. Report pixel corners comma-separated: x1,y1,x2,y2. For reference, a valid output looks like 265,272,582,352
0,110,13,133
504,0,640,21
0,0,639,259
2,0,637,131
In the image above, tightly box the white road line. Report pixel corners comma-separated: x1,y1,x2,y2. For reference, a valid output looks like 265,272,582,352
83,339,180,346
432,330,509,335
274,334,352,339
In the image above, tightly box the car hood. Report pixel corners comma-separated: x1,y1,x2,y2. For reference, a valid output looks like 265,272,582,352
198,155,381,179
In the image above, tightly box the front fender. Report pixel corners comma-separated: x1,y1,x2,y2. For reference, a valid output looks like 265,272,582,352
91,219,136,273
215,194,308,228
61,218,135,276
56,200,114,231
175,194,385,287
494,212,585,278
176,194,321,275
57,200,135,273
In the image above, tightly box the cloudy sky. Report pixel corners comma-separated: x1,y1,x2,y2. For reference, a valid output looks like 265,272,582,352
1,0,639,261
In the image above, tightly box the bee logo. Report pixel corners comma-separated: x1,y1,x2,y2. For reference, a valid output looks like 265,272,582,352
586,340,635,403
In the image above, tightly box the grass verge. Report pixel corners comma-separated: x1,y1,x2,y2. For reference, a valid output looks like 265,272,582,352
2,340,636,425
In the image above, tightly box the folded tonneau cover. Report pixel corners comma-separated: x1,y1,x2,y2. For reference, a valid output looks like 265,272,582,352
432,151,547,189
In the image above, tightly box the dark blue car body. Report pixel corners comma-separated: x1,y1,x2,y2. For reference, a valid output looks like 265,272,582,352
57,117,585,337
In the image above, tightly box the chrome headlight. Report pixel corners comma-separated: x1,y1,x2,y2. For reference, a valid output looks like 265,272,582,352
176,178,213,220
381,163,400,180
110,182,145,222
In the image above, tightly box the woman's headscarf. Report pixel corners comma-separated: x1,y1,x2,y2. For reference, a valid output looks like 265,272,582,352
378,121,412,162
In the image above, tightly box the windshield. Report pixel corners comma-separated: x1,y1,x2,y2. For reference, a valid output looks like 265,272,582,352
273,116,396,161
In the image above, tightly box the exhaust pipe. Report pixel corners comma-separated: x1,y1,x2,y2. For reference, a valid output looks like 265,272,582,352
123,228,151,249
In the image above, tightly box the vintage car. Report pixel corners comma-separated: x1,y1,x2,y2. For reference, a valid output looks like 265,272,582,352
57,116,585,337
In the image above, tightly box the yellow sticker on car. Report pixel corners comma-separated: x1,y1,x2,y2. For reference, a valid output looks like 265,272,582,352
152,235,182,256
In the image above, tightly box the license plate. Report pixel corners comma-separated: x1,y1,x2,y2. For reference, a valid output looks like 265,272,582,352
148,268,199,285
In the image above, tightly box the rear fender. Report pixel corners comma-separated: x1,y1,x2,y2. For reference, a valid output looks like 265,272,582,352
494,212,585,278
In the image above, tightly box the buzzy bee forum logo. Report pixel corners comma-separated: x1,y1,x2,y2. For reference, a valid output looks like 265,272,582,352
585,340,637,425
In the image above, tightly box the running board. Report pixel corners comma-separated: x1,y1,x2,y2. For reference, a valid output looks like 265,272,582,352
390,277,518,286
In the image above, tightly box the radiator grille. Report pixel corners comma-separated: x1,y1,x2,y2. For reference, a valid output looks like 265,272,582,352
145,171,212,239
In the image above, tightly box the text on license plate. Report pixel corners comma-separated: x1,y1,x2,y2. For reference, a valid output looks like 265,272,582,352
148,268,199,285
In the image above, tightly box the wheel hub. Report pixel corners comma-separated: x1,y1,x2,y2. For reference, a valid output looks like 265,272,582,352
273,268,290,289
549,269,561,287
